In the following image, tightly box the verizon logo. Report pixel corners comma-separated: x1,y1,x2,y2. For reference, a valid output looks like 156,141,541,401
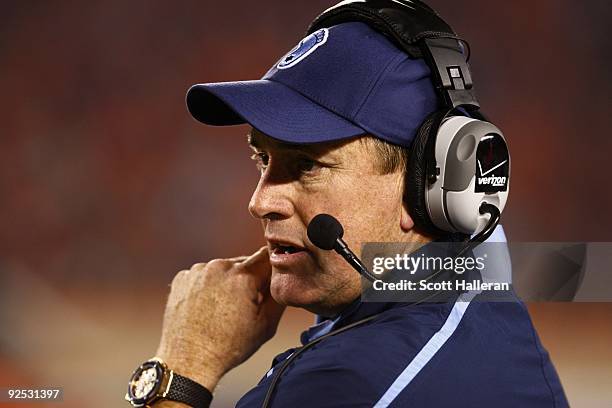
478,175,507,187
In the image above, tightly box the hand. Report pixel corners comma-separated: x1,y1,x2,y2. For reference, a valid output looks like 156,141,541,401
155,246,285,391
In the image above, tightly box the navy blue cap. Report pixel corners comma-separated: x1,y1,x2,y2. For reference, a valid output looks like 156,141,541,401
186,22,439,147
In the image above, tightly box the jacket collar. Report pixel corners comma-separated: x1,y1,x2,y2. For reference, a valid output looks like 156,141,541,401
301,297,406,345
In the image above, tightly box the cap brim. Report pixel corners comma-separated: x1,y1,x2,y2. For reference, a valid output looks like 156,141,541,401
186,80,366,143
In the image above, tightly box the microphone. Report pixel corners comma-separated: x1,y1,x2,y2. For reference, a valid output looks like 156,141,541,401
307,214,378,282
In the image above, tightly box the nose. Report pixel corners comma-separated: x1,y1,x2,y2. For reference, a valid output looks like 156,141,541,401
248,173,294,221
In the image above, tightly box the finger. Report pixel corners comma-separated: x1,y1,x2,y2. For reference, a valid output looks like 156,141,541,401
241,246,271,275
172,269,190,284
227,255,249,263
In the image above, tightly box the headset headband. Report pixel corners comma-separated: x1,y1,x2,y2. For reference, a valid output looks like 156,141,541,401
307,0,479,109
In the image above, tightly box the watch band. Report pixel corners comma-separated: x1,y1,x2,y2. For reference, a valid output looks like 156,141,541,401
166,372,213,408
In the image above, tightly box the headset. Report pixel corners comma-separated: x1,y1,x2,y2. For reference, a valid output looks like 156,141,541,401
261,1,510,406
308,0,510,238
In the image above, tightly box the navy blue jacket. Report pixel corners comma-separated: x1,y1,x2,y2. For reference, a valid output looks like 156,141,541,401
236,292,568,407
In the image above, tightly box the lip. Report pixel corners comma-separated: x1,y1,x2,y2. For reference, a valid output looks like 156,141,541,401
269,249,311,268
265,236,311,268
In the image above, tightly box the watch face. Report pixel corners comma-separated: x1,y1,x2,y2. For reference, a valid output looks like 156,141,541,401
127,360,163,406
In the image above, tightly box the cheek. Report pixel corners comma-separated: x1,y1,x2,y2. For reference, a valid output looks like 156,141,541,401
332,176,404,253
292,171,401,231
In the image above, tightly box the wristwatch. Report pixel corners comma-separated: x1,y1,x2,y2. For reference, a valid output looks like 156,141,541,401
125,357,213,407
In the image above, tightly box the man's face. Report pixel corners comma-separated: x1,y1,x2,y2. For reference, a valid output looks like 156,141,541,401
248,129,411,316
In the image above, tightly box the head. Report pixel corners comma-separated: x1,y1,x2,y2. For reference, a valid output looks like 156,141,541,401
247,128,432,316
186,22,443,316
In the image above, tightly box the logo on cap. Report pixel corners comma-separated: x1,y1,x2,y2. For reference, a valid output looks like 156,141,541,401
277,28,329,70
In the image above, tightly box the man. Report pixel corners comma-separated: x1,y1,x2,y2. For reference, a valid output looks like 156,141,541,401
126,12,568,408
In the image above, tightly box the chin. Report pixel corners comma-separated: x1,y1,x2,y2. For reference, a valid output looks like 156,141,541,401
269,270,360,316
270,272,322,308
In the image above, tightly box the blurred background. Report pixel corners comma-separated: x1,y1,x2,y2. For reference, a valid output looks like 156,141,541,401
0,0,611,407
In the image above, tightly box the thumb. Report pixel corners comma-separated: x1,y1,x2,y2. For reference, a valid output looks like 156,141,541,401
244,247,284,325
241,246,271,280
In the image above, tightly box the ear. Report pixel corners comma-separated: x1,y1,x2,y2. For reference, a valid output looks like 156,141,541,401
400,201,415,232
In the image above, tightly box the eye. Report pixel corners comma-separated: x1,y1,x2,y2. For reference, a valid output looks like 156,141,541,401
296,157,321,174
250,152,269,171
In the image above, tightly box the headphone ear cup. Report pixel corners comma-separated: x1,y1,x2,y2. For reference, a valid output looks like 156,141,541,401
405,110,449,237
